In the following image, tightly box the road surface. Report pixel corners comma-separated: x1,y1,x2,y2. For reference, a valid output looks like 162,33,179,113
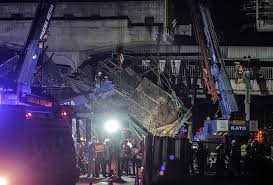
77,176,135,185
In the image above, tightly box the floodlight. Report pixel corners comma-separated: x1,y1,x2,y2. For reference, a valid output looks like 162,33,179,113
104,119,120,133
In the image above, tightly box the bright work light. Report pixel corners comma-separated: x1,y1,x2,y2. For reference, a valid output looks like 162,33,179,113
104,120,120,133
0,177,7,185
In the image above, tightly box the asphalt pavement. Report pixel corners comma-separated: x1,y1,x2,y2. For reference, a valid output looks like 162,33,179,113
77,176,135,185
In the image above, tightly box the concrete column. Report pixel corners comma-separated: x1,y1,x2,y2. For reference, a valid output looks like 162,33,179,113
244,71,251,121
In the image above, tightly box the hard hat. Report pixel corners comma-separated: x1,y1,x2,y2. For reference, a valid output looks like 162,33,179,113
80,137,86,142
98,71,102,75
231,140,236,144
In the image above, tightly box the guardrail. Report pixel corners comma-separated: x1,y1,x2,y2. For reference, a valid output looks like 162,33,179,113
181,65,273,80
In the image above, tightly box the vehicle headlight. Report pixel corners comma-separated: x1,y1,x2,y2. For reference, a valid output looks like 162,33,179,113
0,177,7,185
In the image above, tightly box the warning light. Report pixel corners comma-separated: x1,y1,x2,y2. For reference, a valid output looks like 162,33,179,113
160,165,166,171
61,111,67,116
26,112,32,119
256,130,263,143
169,155,175,161
197,127,204,132
60,111,68,119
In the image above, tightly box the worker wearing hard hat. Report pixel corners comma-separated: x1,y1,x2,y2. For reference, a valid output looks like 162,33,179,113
230,140,241,176
95,139,107,178
240,142,248,175
87,136,97,178
95,71,103,89
216,143,225,176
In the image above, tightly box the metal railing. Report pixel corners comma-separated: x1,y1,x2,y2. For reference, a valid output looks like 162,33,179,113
180,65,273,80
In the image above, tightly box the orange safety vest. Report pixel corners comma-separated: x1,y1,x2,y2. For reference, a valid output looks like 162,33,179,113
95,144,106,153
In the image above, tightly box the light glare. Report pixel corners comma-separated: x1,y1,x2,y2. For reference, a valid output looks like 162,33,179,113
104,120,120,133
0,177,7,185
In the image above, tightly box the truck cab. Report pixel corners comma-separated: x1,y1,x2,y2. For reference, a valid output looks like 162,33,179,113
0,105,79,185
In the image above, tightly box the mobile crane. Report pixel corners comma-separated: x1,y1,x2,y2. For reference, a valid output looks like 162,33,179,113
0,1,79,185
189,0,258,170
1,0,56,107
190,0,259,141
190,0,238,120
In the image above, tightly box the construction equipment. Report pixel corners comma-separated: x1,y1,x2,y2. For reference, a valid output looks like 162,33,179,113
59,78,114,106
190,0,238,120
73,55,191,138
190,0,260,144
0,1,79,185
1,0,56,106
101,62,192,137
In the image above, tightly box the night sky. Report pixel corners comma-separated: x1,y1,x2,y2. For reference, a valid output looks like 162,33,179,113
173,0,273,46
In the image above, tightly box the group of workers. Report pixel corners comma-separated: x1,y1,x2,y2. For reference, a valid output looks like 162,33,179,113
194,137,272,176
215,138,271,176
75,137,143,179
75,135,272,178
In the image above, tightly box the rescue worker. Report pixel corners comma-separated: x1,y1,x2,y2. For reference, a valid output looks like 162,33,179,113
240,141,248,175
135,140,143,182
196,141,207,176
121,139,131,176
189,141,195,176
126,138,134,175
104,138,112,177
127,138,133,149
247,139,255,176
185,139,194,175
216,143,225,176
87,137,96,178
230,140,241,176
77,141,86,174
74,138,81,168
78,138,88,175
130,139,138,176
95,71,103,89
261,138,271,156
136,141,143,170
95,138,107,178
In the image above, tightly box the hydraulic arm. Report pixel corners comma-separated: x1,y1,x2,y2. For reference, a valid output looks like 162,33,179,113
190,0,238,119
16,0,57,95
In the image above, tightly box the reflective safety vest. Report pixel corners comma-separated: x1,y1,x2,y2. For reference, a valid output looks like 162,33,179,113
241,144,247,158
95,143,106,158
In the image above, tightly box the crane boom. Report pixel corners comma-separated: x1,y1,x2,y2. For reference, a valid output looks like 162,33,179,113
16,0,57,94
190,0,238,119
